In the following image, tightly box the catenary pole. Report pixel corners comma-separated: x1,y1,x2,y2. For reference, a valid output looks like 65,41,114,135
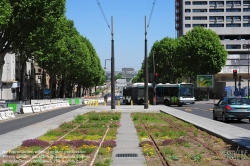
144,16,148,109
111,16,115,109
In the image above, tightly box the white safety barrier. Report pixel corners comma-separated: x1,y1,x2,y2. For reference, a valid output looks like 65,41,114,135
64,101,70,107
20,105,33,114
5,107,15,118
0,108,9,120
32,104,41,113
47,103,52,110
39,104,46,112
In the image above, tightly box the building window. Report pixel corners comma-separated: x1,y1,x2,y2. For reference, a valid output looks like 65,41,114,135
226,45,241,49
226,1,241,5
185,1,191,5
209,24,224,27
243,23,250,27
243,8,250,12
243,1,250,5
209,16,224,21
243,16,250,20
226,16,241,21
226,8,241,12
209,9,224,12
193,1,207,5
185,9,191,12
185,24,191,27
185,16,191,20
209,1,224,5
193,16,207,20
226,23,241,27
193,9,207,12
193,24,207,27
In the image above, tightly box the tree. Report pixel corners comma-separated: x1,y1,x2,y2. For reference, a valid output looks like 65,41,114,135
115,72,122,80
0,0,12,26
178,26,227,81
0,0,66,99
149,37,183,83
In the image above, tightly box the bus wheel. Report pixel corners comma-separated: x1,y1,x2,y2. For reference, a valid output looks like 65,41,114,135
178,104,183,107
164,100,170,106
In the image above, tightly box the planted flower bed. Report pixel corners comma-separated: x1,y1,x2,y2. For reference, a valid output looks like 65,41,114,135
1,111,121,166
132,112,250,166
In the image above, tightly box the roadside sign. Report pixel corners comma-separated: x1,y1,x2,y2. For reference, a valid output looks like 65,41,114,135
197,75,214,88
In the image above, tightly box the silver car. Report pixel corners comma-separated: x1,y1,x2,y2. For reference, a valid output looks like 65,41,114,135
213,96,250,123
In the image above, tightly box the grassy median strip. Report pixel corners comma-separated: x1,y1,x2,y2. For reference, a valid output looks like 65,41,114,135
132,112,250,166
1,111,121,166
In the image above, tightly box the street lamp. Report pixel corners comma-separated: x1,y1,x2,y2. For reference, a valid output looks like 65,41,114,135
152,51,156,105
104,59,111,69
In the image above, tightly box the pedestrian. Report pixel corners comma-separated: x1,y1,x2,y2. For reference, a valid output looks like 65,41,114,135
104,94,107,103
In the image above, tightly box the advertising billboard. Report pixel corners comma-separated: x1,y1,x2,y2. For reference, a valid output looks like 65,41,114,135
197,75,214,88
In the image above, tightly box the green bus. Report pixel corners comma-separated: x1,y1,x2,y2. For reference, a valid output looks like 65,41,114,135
123,83,153,105
155,83,195,106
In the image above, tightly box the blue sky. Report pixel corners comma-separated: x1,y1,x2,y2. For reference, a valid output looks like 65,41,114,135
65,0,175,71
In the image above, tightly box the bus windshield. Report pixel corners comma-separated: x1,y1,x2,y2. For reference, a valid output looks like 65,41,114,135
180,84,193,97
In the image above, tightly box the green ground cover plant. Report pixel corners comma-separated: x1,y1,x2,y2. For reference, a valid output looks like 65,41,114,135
132,112,250,166
1,111,121,166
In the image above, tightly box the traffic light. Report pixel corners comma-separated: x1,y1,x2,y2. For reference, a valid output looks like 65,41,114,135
233,70,237,79
155,73,159,84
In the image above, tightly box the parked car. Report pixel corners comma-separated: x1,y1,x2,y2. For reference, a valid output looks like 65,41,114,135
115,96,123,100
213,96,250,123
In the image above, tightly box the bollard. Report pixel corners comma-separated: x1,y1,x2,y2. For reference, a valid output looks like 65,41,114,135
104,100,106,106
95,100,98,106
148,100,150,106
118,100,120,106
131,100,133,105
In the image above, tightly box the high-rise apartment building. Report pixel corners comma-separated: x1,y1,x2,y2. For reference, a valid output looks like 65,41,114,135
175,0,250,87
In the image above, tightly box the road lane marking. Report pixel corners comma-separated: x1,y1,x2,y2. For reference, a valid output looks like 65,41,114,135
185,109,192,112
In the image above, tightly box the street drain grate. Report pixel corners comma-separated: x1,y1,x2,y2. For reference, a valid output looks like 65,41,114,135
115,153,138,157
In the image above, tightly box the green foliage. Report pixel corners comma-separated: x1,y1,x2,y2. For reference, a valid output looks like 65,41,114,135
74,115,85,123
115,72,122,79
179,26,227,81
2,163,18,166
191,153,202,162
135,27,227,83
0,0,12,26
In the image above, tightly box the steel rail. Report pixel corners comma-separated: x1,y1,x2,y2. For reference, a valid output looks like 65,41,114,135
163,117,239,166
139,118,170,166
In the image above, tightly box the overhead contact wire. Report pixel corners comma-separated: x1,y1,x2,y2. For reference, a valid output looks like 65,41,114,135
96,0,110,29
147,0,157,28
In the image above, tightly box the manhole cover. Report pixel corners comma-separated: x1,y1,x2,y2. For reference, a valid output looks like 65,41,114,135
115,153,138,157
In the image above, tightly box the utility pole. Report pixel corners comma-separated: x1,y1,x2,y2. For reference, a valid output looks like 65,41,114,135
144,16,148,109
153,51,156,105
243,42,250,96
111,16,115,109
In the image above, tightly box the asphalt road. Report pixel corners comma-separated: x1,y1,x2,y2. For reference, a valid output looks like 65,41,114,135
0,105,83,135
172,103,250,130
1,101,249,135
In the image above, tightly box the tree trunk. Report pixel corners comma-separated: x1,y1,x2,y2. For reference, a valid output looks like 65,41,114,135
18,61,27,100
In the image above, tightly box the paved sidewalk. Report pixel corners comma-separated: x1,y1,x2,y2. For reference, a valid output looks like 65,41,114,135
111,112,146,166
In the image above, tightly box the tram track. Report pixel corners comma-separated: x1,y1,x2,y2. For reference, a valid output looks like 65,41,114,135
162,116,239,166
135,113,242,166
139,118,170,166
